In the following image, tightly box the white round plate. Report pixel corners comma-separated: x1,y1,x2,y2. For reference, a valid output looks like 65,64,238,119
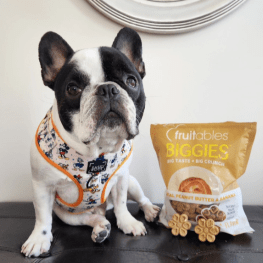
87,0,246,34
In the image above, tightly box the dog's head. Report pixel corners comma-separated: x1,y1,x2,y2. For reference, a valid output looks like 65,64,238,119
39,28,146,156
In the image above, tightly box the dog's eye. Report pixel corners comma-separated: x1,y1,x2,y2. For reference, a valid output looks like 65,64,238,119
126,76,137,88
67,83,82,96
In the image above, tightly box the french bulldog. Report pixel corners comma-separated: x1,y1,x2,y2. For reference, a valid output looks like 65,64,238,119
21,28,160,257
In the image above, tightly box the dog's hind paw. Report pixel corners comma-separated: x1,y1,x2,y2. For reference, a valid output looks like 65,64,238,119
92,222,111,243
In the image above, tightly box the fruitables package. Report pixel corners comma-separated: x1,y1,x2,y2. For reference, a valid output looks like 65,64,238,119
150,122,256,235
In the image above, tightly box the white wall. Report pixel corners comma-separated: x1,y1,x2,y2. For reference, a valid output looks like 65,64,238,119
0,0,262,205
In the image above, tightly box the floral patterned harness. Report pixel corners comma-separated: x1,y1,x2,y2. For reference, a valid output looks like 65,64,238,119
36,108,133,214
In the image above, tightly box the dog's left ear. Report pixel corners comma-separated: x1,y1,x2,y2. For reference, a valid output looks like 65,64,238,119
112,27,145,79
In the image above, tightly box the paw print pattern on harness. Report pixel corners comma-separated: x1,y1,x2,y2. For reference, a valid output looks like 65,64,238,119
168,214,191,237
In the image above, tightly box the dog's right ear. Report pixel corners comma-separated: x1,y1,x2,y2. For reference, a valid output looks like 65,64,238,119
112,27,145,79
39,32,74,90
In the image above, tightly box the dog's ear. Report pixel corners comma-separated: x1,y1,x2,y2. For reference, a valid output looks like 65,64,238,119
112,27,145,79
39,32,74,89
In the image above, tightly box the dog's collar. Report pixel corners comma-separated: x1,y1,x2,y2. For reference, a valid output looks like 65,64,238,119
35,108,133,214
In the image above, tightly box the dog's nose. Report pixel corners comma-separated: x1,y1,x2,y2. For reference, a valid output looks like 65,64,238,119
96,84,120,101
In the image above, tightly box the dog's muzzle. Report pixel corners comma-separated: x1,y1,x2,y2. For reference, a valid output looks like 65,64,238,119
82,83,137,145
95,83,124,125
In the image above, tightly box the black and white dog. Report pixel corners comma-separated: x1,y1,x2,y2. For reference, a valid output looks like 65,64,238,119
21,28,160,257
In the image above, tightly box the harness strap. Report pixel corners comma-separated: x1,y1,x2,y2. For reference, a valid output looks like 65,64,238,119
35,115,84,207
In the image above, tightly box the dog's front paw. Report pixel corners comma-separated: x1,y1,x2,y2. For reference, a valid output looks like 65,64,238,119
117,212,147,236
91,221,111,243
21,229,53,257
141,203,161,222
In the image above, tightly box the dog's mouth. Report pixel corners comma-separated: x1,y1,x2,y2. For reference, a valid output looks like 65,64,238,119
103,110,123,126
82,109,131,145
104,110,121,119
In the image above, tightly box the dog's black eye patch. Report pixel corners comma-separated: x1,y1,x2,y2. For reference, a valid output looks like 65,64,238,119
54,63,91,132
55,63,90,92
100,47,141,95
68,70,90,88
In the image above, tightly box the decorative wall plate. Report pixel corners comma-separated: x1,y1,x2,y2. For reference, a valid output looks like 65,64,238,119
87,0,246,34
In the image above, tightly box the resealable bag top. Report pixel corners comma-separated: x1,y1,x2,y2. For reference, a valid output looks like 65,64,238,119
150,122,256,235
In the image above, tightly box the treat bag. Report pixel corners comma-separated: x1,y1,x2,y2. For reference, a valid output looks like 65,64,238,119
151,122,256,235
